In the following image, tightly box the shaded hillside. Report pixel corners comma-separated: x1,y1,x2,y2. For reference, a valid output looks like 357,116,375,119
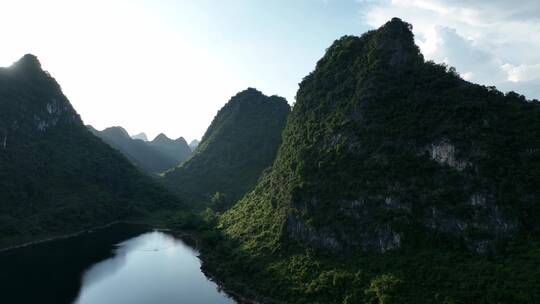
163,88,290,210
0,54,182,248
210,19,540,304
90,127,191,174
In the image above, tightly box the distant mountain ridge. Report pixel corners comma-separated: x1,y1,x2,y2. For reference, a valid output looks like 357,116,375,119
89,127,191,174
132,132,148,141
189,139,200,151
148,133,192,165
0,54,182,247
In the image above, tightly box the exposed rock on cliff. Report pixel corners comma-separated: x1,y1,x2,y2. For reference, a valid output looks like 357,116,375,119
221,18,540,255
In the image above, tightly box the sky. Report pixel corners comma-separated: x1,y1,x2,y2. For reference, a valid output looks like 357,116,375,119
0,0,539,141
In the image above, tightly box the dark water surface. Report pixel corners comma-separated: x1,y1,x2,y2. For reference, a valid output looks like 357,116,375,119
0,224,235,304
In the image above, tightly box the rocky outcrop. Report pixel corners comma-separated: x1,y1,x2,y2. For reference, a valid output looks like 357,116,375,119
285,196,405,254
2,130,7,149
426,141,469,171
285,188,518,254
286,214,341,251
1,55,80,134
421,193,518,253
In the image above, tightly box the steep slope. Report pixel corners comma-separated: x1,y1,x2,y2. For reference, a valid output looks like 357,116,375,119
0,54,182,247
213,19,540,303
90,127,190,173
223,18,540,254
163,88,290,209
148,133,191,165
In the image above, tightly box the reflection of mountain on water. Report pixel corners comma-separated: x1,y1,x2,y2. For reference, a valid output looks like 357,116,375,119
73,230,235,304
75,231,185,293
135,231,181,252
0,224,234,304
74,244,130,293
0,224,147,304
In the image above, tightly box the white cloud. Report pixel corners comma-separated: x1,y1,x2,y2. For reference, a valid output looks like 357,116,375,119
362,0,540,99
503,63,540,83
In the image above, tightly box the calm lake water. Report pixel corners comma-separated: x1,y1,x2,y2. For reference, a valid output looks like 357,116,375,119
0,224,236,304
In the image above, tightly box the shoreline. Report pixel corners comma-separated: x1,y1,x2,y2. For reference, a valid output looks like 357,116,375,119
170,230,269,304
0,222,269,304
202,268,265,304
0,221,131,253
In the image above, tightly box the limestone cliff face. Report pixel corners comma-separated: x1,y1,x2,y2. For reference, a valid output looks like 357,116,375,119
426,141,469,171
222,18,540,255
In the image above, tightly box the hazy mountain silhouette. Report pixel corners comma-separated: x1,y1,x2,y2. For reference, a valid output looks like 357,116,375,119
148,133,191,165
131,132,148,141
89,127,191,174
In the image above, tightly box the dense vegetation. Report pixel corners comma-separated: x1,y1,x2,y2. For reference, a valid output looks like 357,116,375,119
0,54,183,248
89,126,191,174
199,228,540,304
163,88,290,210
196,18,540,303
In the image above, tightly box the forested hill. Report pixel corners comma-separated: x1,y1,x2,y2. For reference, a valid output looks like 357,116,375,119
212,18,540,304
223,17,540,254
163,88,290,210
0,54,182,248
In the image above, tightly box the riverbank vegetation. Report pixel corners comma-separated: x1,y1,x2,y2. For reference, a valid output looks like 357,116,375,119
185,213,540,304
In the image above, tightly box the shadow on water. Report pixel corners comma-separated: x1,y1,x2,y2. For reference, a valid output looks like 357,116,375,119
0,224,147,304
0,223,236,304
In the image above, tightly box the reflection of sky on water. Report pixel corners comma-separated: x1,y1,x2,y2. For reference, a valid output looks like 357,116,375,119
73,231,234,304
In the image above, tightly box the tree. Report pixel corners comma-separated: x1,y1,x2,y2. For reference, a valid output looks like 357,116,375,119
365,274,402,304
210,192,229,211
